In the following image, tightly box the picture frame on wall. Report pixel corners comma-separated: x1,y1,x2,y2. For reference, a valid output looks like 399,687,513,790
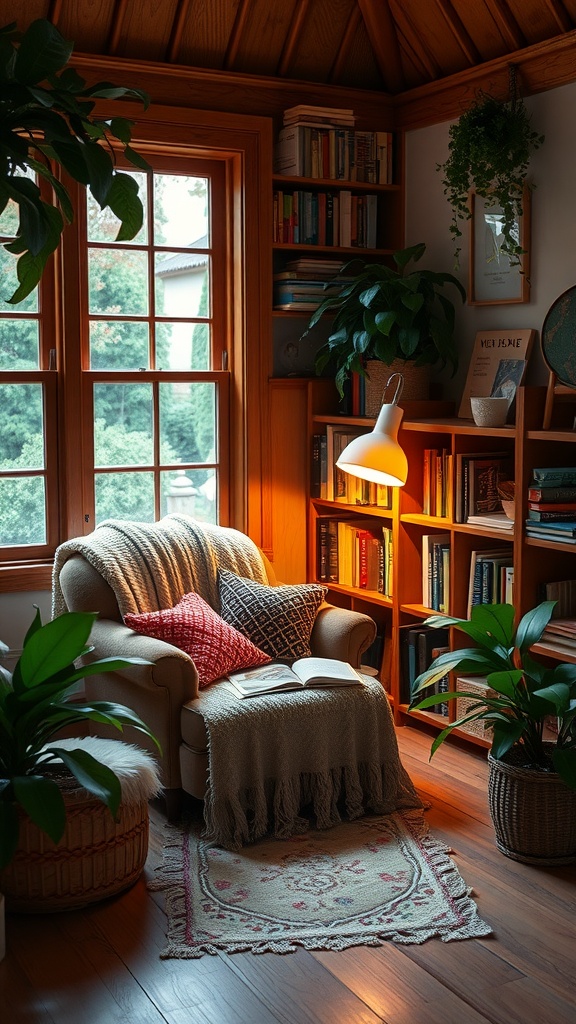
468,189,531,305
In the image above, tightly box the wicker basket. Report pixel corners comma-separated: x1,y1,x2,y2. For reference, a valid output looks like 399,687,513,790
1,779,150,912
488,749,576,865
364,359,431,417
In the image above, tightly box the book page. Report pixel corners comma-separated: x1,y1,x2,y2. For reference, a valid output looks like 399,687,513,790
292,657,364,685
227,663,299,687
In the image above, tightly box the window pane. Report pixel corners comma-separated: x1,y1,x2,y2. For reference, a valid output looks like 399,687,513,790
94,383,153,466
0,318,39,369
87,171,148,244
156,322,210,370
89,248,149,316
161,469,217,524
0,247,38,314
155,254,210,318
0,477,46,545
0,384,44,468
159,382,216,464
90,320,149,369
154,175,209,247
95,471,155,524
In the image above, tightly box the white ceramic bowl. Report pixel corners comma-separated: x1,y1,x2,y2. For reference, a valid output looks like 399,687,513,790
470,396,509,427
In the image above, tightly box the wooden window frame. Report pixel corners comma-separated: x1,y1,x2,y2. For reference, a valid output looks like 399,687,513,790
0,104,271,591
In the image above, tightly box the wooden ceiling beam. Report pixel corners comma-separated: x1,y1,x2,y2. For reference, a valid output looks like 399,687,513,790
329,5,361,84
107,0,130,55
358,0,405,93
395,19,442,83
277,0,311,76
224,0,251,70
166,0,192,64
395,30,576,130
484,0,526,52
431,0,481,65
542,0,572,33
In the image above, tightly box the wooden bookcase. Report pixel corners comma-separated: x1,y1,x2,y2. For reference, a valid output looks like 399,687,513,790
305,382,576,749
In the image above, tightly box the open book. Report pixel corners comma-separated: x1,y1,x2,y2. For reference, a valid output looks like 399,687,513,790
226,658,365,698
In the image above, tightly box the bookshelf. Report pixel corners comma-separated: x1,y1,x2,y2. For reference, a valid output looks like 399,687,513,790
270,110,403,377
305,383,576,750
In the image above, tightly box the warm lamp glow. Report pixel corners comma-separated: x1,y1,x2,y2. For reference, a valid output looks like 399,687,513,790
336,373,408,487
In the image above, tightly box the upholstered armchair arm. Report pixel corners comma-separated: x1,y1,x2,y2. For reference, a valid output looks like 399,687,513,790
80,618,199,790
310,604,376,667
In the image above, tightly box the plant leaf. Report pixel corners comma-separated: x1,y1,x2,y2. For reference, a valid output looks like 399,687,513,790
12,773,67,843
17,611,97,689
14,19,72,85
516,601,556,653
48,747,121,817
552,748,576,790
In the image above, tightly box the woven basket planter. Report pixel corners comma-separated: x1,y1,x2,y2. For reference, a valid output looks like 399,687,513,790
488,750,576,865
0,738,161,913
364,359,431,417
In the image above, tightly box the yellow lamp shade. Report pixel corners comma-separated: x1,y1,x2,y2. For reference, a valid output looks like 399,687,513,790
336,402,407,487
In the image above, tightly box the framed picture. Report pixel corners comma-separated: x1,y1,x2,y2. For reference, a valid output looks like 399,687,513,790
458,329,535,419
468,189,531,305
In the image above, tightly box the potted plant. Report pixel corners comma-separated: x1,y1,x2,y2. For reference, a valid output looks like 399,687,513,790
410,601,576,865
306,242,465,412
0,608,158,874
438,88,544,264
0,18,149,302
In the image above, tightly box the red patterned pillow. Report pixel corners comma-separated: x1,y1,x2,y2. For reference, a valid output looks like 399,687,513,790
124,591,271,687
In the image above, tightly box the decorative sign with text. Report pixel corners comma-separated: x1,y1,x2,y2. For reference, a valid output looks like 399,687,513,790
458,329,536,419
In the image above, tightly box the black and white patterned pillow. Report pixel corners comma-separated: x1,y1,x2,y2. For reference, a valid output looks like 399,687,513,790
218,569,327,660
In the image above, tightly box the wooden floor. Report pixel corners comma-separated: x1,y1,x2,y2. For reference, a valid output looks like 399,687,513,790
2,724,575,1024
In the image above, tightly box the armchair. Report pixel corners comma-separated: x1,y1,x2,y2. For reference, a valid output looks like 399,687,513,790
54,515,377,822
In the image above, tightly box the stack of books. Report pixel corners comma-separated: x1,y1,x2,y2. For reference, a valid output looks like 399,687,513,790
274,258,347,310
274,105,393,184
526,467,576,543
540,618,576,654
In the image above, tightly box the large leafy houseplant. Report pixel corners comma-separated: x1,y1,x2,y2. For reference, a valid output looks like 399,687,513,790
0,18,149,302
439,90,544,264
410,601,576,789
307,242,466,397
0,609,158,869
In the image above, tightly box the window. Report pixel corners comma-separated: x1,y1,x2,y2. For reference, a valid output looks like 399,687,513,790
80,156,229,530
0,153,230,566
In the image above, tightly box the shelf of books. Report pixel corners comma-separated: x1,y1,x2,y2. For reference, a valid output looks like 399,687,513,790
305,385,576,749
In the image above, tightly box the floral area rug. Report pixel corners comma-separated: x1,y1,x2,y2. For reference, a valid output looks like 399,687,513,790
150,810,491,957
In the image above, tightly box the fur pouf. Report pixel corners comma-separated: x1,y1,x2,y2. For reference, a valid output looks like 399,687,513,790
46,736,162,806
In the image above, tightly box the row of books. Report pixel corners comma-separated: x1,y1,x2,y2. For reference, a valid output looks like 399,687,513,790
526,467,576,544
423,448,453,518
317,518,393,596
422,533,450,612
467,549,514,617
399,623,449,709
311,428,392,508
453,451,512,524
272,189,379,249
274,124,393,184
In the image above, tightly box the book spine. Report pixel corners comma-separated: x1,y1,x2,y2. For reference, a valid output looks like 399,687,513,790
311,434,321,497
528,486,576,502
317,519,329,581
532,468,576,485
528,509,576,521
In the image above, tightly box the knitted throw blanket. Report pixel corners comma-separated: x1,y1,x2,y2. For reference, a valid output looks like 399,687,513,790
52,513,268,619
196,676,424,851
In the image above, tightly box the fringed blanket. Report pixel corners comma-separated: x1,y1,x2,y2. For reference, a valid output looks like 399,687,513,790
196,676,423,850
52,513,268,619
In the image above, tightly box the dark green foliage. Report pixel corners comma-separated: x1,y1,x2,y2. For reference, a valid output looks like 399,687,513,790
0,18,149,302
439,92,544,263
0,608,158,868
410,601,576,790
307,242,466,397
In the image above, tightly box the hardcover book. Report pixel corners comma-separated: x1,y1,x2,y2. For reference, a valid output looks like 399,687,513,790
226,658,365,697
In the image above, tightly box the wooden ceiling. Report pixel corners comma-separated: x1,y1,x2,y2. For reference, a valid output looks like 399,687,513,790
9,1,576,126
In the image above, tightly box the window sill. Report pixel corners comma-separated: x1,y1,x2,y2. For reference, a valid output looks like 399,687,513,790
0,561,53,592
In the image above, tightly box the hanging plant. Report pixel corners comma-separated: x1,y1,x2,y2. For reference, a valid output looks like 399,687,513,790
438,69,544,265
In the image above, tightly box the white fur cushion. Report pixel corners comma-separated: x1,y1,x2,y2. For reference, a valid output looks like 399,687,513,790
45,737,162,805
